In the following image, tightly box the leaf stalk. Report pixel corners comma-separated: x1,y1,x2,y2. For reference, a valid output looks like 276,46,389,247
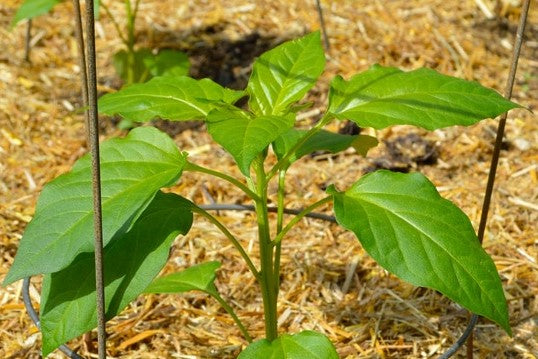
272,196,332,246
191,205,260,281
210,291,253,342
184,161,261,201
266,113,333,180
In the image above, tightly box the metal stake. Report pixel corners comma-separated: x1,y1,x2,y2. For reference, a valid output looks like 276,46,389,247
83,0,107,357
462,0,529,357
24,19,32,62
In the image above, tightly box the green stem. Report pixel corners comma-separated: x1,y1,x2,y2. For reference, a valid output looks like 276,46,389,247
273,170,286,293
184,161,261,201
125,0,135,49
253,156,278,341
191,205,260,281
266,113,333,181
276,171,286,233
210,291,252,342
272,196,332,245
100,1,128,44
132,0,141,19
125,0,136,84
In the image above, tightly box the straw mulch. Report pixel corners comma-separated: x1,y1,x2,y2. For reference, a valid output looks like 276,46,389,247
1,0,536,358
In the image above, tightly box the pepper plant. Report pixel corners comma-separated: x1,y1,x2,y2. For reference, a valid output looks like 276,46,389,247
3,32,519,357
12,0,190,85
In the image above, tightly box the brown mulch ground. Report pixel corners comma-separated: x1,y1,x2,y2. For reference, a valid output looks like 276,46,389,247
1,0,537,358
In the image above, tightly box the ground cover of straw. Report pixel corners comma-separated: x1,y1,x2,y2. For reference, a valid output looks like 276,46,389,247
0,0,537,358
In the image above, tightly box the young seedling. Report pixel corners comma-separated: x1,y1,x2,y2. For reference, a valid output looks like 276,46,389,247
11,0,190,85
3,32,519,357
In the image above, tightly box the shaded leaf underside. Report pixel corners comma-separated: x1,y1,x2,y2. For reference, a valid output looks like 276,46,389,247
39,192,193,356
328,64,520,130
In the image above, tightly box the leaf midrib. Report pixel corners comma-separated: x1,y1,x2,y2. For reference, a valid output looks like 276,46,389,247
333,89,507,115
271,38,316,114
38,162,179,213
102,93,208,117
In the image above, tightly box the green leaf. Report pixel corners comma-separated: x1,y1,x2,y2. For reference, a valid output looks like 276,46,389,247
39,192,193,356
3,127,186,285
327,170,510,334
328,64,520,130
144,49,190,77
238,331,338,359
144,261,221,296
207,107,295,176
98,76,244,122
11,0,61,27
113,49,153,84
273,129,378,166
247,32,325,116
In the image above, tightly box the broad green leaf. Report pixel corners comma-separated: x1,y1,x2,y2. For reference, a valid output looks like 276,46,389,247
273,129,378,167
144,261,221,296
113,49,153,84
238,331,338,359
98,76,245,122
328,64,520,130
247,31,325,116
144,49,190,77
11,0,60,27
207,107,294,176
3,127,186,285
327,170,510,334
39,192,193,356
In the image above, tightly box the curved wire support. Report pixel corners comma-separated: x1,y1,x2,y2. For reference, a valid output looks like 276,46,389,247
438,315,479,359
460,1,530,357
21,204,480,358
22,277,84,359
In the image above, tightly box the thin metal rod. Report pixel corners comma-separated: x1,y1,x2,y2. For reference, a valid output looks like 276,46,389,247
22,278,84,359
73,1,94,352
83,0,107,357
24,19,32,62
448,1,530,358
72,0,90,145
315,0,330,50
476,0,530,244
438,314,479,359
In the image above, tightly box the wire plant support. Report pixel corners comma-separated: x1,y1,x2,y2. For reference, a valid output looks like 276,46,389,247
463,0,531,357
76,0,107,357
18,0,529,357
